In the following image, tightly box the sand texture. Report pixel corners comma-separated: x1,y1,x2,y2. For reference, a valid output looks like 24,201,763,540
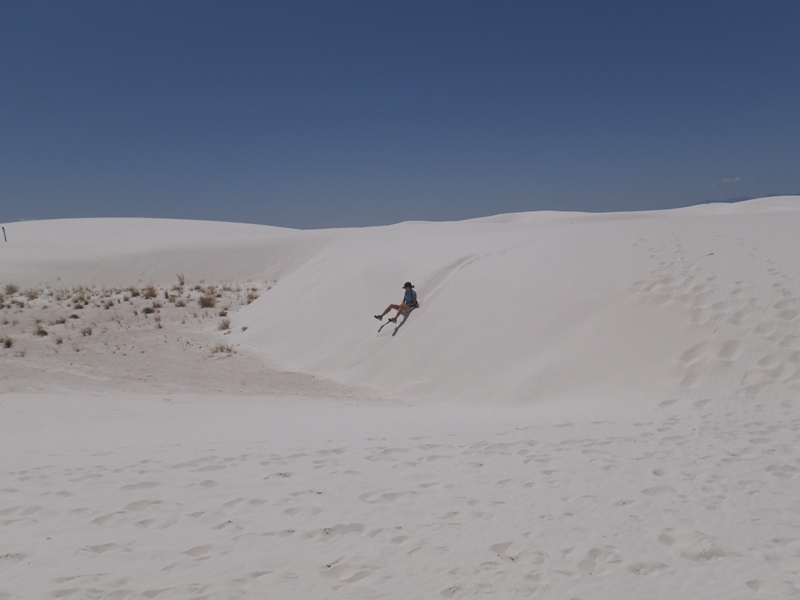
1,197,799,598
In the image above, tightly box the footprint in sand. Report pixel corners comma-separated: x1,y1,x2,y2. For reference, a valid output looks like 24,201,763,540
184,545,214,557
318,523,365,537
679,342,708,365
626,561,669,576
123,499,161,511
577,546,622,575
746,579,800,595
716,339,741,360
658,528,736,563
0,553,26,564
358,490,418,504
120,481,161,491
85,543,119,554
766,464,800,479
283,506,322,517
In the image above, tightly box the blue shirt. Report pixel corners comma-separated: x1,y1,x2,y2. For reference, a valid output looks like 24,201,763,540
404,289,417,305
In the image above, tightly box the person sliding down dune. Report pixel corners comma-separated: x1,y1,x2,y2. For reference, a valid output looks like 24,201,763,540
375,282,419,323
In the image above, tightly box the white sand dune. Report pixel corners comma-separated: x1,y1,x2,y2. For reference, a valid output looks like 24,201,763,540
1,197,800,599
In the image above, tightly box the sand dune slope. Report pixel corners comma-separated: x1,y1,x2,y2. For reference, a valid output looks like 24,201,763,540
2,198,799,407
232,196,800,407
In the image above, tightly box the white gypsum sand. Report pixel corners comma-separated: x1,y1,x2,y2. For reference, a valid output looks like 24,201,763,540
1,197,799,599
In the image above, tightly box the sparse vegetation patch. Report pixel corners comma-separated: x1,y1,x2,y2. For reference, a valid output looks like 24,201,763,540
0,280,274,381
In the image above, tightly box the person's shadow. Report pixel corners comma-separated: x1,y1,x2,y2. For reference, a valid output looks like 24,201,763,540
377,307,417,336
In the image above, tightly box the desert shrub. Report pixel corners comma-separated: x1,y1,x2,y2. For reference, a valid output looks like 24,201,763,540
127,286,140,297
199,294,216,308
174,297,187,308
5,283,19,295
143,285,158,299
71,288,89,308
177,273,186,287
24,288,40,301
218,318,231,331
55,336,63,345
35,323,48,336
142,306,156,315
213,343,234,354
246,291,260,304
2,336,13,348
81,327,92,336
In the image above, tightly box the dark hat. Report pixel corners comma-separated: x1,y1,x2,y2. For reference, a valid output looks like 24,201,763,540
403,282,413,288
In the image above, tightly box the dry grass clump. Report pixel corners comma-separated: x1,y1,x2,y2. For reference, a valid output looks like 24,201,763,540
4,283,19,295
199,294,216,309
213,343,234,354
1,336,13,349
218,318,231,331
71,287,91,309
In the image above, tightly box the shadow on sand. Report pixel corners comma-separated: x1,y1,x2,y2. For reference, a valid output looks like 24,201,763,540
377,307,417,337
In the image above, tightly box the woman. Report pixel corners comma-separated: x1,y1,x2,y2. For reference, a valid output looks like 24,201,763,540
375,282,419,323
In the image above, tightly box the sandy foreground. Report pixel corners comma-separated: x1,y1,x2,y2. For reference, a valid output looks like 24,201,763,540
1,199,800,599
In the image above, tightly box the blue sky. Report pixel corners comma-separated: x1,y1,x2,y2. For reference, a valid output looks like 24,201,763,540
2,1,799,228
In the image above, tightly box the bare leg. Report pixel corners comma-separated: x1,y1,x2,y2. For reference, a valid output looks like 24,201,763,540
377,304,401,319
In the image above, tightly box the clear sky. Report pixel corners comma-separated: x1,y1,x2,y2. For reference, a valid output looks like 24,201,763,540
2,1,799,229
